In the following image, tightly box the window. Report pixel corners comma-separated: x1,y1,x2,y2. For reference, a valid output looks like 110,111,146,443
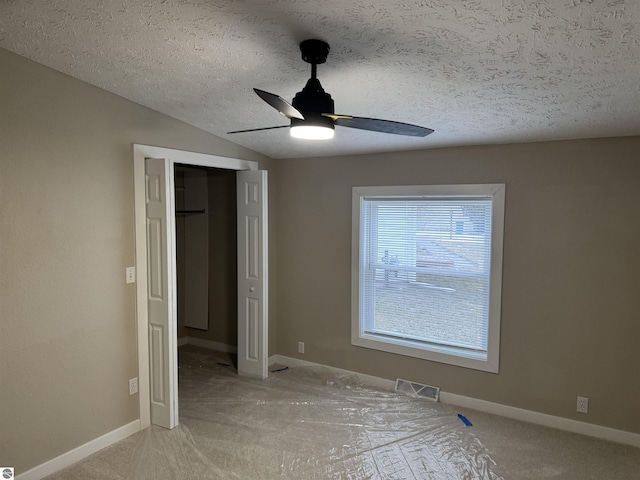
351,184,505,373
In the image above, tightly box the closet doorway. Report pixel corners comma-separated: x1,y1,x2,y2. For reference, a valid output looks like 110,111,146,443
133,144,268,430
175,165,237,355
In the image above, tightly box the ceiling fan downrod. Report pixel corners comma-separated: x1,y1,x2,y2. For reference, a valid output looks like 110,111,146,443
300,39,330,80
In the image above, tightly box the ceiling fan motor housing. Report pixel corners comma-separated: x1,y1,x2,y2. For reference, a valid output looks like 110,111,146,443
291,78,335,129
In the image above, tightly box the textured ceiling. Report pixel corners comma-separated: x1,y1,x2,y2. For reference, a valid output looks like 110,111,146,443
2,0,640,159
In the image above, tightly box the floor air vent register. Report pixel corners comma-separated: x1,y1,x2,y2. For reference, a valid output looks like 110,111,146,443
395,378,440,402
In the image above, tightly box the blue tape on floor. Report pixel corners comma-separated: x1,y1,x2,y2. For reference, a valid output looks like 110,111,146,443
458,414,473,426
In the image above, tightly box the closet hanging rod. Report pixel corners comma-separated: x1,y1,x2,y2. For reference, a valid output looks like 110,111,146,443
175,209,206,215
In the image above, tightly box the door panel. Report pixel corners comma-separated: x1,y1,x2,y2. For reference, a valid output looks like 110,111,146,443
150,325,165,403
237,170,268,378
145,158,178,429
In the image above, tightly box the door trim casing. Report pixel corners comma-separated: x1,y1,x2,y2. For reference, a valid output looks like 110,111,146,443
133,144,258,428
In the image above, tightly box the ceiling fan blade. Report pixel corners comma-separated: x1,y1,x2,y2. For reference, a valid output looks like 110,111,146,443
254,88,305,120
227,125,289,134
325,114,434,137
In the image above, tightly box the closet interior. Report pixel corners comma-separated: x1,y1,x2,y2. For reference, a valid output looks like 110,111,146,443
174,165,238,354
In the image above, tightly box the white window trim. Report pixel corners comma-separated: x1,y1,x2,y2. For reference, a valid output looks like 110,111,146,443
351,184,505,373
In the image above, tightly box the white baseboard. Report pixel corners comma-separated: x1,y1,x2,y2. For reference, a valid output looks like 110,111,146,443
269,354,640,448
269,354,395,390
439,391,640,448
16,420,141,480
178,336,237,354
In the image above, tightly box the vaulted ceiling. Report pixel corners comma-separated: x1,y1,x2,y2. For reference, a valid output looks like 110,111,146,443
2,0,640,159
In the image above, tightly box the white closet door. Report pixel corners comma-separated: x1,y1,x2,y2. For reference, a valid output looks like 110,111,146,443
145,157,178,429
236,170,268,379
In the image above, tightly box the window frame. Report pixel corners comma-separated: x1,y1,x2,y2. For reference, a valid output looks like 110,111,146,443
351,184,505,373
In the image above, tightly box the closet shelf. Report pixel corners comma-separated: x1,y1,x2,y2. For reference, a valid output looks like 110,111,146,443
176,209,206,215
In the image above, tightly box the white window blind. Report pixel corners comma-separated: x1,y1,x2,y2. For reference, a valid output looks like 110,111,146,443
362,196,492,351
352,184,505,372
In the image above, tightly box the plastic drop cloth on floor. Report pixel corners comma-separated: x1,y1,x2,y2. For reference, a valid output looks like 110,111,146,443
178,350,500,479
42,345,640,479
45,346,502,480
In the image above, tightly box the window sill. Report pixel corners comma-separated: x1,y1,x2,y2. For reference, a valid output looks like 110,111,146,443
352,333,499,373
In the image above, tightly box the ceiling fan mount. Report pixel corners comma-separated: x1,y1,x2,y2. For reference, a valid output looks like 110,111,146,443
299,39,330,66
227,39,434,140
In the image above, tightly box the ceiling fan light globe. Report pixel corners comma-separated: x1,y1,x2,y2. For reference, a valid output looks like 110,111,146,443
290,125,335,140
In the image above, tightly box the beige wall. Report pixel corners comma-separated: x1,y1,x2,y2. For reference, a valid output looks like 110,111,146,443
0,48,276,473
275,138,640,434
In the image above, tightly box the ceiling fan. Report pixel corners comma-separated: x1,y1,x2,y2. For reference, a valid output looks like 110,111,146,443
227,39,434,140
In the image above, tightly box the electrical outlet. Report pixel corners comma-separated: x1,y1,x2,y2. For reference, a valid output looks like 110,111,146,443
577,396,589,414
298,341,305,354
129,377,138,396
125,266,136,284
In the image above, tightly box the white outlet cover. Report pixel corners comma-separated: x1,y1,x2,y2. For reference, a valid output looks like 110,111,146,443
129,377,138,395
125,266,136,284
577,396,589,413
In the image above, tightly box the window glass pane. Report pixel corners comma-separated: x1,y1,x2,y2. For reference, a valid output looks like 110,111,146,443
361,197,493,352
